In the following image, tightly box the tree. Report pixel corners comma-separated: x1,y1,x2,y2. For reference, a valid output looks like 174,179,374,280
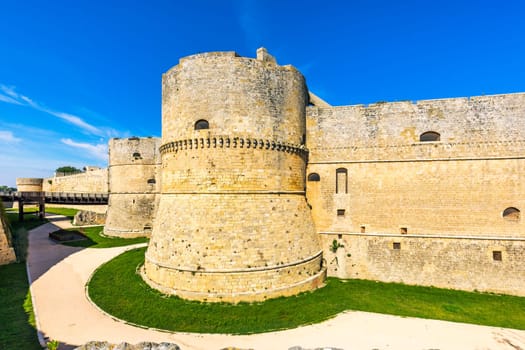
55,166,83,174
0,185,16,193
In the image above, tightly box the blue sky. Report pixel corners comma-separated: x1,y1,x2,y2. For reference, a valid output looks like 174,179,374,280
1,0,525,187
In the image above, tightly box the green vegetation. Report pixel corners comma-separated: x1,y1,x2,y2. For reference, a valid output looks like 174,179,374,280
5,207,46,262
55,165,83,174
88,248,525,334
60,226,148,248
0,263,41,349
0,185,16,192
45,207,78,220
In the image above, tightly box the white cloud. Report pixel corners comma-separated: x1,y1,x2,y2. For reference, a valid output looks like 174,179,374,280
51,111,101,135
0,93,22,105
0,84,103,136
0,85,19,98
0,130,22,143
61,138,108,161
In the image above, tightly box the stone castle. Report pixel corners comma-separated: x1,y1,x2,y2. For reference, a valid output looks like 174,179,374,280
11,48,524,301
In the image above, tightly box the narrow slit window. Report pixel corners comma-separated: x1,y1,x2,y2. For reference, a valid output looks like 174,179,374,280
336,168,348,194
419,131,440,142
195,119,209,130
147,178,156,184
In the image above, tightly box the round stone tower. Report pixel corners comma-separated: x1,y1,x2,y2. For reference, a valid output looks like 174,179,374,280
16,178,44,192
143,48,325,302
104,137,161,237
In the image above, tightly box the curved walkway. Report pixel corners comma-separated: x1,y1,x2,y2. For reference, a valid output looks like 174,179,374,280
27,215,525,350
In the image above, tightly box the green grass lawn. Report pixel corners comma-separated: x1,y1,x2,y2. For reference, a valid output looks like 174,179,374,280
0,263,41,350
60,226,148,248
88,247,525,334
45,207,79,220
5,209,47,262
0,205,145,350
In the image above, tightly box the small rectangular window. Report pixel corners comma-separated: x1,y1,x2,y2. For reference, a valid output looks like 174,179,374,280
400,227,407,234
493,251,502,261
337,209,345,216
393,242,401,250
360,225,366,233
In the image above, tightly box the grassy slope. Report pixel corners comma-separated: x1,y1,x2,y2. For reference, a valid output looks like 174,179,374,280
1,207,42,349
0,263,41,350
89,247,525,334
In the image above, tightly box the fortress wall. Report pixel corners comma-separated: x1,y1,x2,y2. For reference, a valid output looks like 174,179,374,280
306,93,525,237
321,233,525,296
147,194,321,270
307,159,524,236
144,193,324,302
42,169,108,193
145,49,325,302
104,137,161,237
16,178,43,192
307,93,525,155
162,51,307,145
161,144,306,193
306,92,525,295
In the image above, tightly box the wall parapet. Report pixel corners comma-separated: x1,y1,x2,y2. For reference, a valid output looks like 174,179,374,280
160,135,308,158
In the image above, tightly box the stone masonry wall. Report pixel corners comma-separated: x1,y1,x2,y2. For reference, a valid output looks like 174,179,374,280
306,93,525,236
306,92,525,296
307,159,524,236
321,233,525,296
42,168,108,193
144,50,325,302
104,137,161,237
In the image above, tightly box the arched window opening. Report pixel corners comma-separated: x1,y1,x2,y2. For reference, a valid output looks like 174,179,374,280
132,152,141,159
419,131,440,142
307,173,320,182
336,168,348,194
502,207,520,221
194,119,209,130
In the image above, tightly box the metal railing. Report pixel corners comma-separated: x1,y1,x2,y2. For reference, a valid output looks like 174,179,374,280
0,192,108,204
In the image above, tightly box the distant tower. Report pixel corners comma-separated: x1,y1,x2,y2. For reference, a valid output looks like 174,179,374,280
143,48,326,302
16,178,45,220
104,137,161,237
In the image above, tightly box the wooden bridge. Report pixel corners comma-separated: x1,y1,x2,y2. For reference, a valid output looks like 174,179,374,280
0,192,108,204
1,191,108,221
